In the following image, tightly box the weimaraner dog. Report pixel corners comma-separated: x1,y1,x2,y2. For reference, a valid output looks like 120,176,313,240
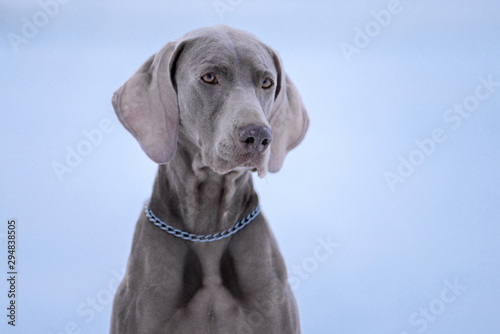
110,25,309,334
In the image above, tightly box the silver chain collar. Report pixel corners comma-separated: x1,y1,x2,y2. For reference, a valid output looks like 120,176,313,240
144,202,261,242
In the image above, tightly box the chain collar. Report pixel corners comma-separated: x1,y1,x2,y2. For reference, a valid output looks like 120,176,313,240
144,202,261,242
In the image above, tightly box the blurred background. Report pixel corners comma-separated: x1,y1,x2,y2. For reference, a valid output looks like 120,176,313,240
1,0,499,333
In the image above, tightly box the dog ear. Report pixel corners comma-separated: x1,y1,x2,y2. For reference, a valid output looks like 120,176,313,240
267,50,309,173
112,41,185,164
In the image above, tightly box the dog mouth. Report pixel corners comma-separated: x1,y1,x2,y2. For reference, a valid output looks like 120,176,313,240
212,143,269,177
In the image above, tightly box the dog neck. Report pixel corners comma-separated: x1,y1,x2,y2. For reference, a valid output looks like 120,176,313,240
148,138,258,236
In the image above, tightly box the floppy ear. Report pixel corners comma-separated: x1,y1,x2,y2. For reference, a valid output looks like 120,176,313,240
268,51,309,173
112,41,184,164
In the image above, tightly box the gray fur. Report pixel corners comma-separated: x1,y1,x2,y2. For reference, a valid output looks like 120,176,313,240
110,25,309,334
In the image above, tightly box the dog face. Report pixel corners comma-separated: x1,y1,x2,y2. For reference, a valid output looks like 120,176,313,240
112,25,308,177
174,30,278,176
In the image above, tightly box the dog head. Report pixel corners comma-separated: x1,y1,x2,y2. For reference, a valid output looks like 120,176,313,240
112,25,309,177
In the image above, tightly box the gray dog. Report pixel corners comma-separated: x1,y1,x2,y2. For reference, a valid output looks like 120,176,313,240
110,25,309,334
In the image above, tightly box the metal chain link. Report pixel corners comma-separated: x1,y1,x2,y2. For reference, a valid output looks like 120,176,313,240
144,202,261,242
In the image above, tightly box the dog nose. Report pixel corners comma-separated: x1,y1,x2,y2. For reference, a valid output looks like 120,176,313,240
238,125,273,153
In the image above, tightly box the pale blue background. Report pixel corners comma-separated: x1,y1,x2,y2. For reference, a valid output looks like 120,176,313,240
1,0,499,333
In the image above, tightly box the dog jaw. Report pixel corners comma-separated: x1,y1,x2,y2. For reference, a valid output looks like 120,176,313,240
206,141,270,178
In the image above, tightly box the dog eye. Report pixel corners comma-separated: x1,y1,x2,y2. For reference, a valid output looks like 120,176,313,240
201,73,217,84
262,78,273,89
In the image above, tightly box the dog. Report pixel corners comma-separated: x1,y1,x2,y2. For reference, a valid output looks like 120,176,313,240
110,25,309,334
